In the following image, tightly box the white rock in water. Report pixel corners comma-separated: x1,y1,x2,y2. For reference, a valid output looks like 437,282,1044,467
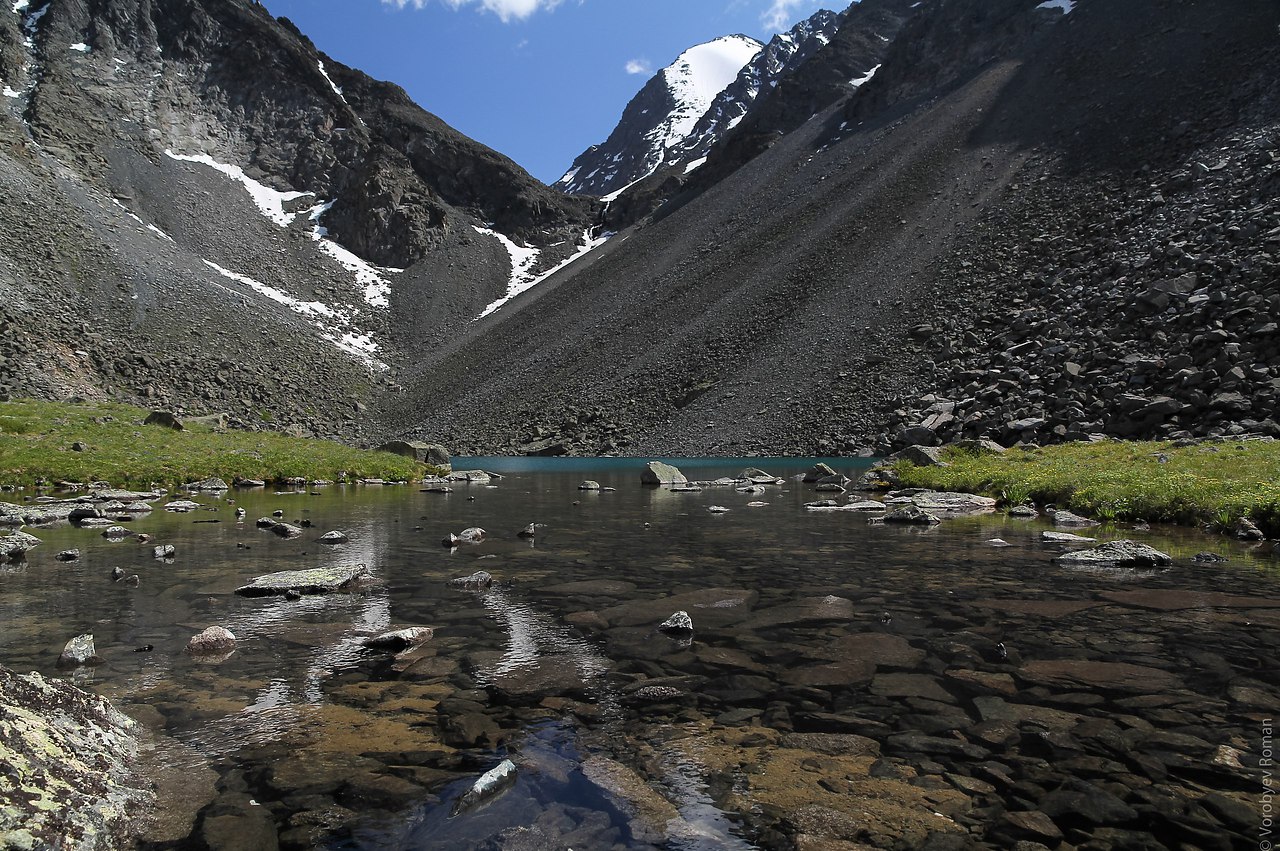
452,759,517,815
57,633,100,667
658,610,694,634
319,530,349,544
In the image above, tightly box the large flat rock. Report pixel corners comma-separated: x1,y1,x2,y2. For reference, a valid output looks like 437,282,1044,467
1019,659,1184,693
235,564,370,597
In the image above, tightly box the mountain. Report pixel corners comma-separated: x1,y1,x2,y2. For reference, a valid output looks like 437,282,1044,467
552,34,762,198
664,9,843,172
386,0,1280,457
0,0,595,439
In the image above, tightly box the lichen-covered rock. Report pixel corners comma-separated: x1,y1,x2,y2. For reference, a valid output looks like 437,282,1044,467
883,505,941,525
235,564,370,597
57,634,101,667
658,611,694,634
0,666,153,849
0,531,41,560
450,570,494,590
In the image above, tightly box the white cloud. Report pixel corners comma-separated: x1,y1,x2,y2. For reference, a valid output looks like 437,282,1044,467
382,0,562,23
624,58,652,75
760,0,821,32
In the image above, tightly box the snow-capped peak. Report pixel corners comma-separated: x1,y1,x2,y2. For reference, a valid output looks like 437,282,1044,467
658,35,763,149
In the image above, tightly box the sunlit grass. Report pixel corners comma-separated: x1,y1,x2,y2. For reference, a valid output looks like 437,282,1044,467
892,439,1280,534
0,399,429,488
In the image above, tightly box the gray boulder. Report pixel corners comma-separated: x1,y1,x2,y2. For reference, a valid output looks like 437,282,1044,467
1049,508,1100,527
376,440,452,469
450,570,494,590
889,445,946,467
658,611,694,635
0,531,41,560
578,480,602,490
143,410,183,430
641,461,687,486
185,478,229,492
362,627,434,650
883,505,941,525
1055,540,1173,567
318,530,349,544
802,462,839,483
908,491,997,513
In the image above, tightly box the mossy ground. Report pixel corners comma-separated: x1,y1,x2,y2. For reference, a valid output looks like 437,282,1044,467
0,399,427,488
892,439,1280,534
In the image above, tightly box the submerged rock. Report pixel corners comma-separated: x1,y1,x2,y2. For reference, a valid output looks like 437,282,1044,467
1055,539,1173,567
451,759,517,816
1042,531,1098,543
0,666,153,848
185,626,236,655
640,461,687,486
56,548,81,561
235,564,370,597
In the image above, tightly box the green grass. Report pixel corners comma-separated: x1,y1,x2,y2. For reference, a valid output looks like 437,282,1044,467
0,399,431,488
892,439,1280,535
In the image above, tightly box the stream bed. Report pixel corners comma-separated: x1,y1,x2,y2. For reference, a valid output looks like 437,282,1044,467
1,457,1276,850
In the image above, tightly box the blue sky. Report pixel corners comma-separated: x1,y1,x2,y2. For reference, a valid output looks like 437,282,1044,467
258,0,834,185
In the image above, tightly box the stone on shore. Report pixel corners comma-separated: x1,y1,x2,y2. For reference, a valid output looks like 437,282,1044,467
185,478,229,492
905,490,997,513
376,440,451,469
235,564,370,597
1049,508,1100,527
1054,539,1173,567
185,627,236,655
0,666,153,849
641,461,687,486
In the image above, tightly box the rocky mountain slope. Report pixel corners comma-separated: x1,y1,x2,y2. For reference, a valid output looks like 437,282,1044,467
386,0,1280,456
552,34,762,198
0,0,594,439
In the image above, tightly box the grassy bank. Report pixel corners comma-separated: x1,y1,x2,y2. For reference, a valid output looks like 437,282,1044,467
892,439,1280,534
0,399,426,488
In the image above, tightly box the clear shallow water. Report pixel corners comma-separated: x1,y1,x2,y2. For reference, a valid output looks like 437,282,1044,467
1,458,1277,850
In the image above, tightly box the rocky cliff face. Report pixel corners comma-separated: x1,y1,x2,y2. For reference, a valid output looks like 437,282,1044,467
0,0,594,438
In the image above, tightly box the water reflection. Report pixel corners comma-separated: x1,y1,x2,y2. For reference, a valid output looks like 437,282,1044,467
1,459,1276,850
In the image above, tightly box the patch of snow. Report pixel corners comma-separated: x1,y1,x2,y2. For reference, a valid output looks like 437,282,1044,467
203,260,335,319
659,35,762,149
2,85,19,98
475,227,612,320
1036,0,1075,13
164,150,310,227
317,61,344,99
21,2,47,46
147,224,174,243
557,166,579,186
683,157,708,175
12,0,29,11
850,64,881,88
308,201,400,308
599,175,647,204
69,42,89,52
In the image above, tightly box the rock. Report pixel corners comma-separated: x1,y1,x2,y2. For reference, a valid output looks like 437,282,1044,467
890,445,946,467
255,517,278,528
883,505,941,525
1042,531,1097,543
235,564,370,597
163,500,201,512
0,666,152,848
1055,539,1172,567
1048,508,1099,527
582,755,679,843
102,525,133,539
658,610,694,634
578,480,602,490
1235,517,1265,540
185,626,236,655
447,469,492,484
56,549,80,561
0,530,41,560
814,483,845,493
362,627,434,650
153,544,176,559
269,522,304,539
706,505,731,513
421,485,453,494
376,440,451,469
450,570,494,590
517,523,537,538
641,461,687,485
450,759,517,816
802,462,839,483
185,478,229,492
185,413,229,431
318,530,349,544
907,490,997,513
1008,504,1038,517
58,634,101,667
1020,659,1183,693
144,410,184,430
